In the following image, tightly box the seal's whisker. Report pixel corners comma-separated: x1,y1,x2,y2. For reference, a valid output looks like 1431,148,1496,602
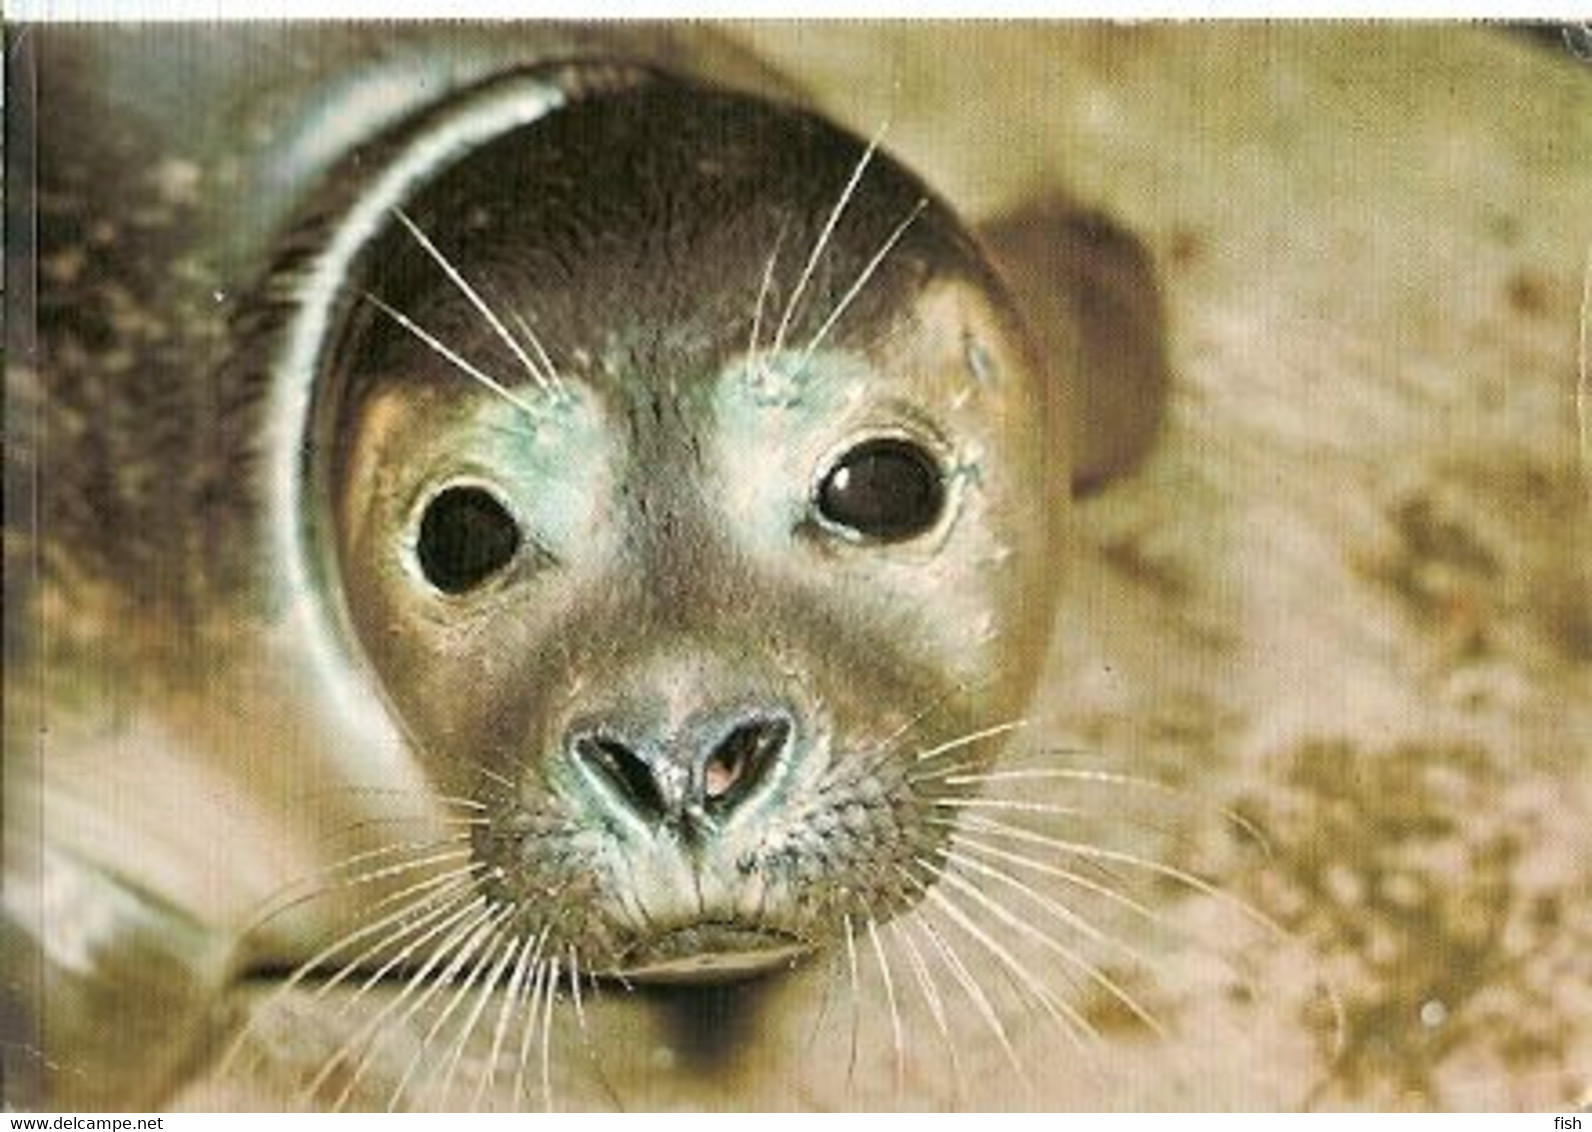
933,797,1094,820
799,198,928,370
383,907,513,1111
747,219,790,375
865,916,906,1106
842,913,863,1095
390,207,558,399
953,812,1289,941
437,930,521,1109
921,875,1106,1082
912,719,1030,765
904,895,1026,1087
803,946,845,1056
364,292,540,419
933,856,1165,1038
512,950,550,1108
539,954,562,1112
470,763,519,793
223,873,483,1081
893,919,965,1104
241,836,474,938
473,930,539,1111
851,676,994,780
562,946,624,1112
931,763,1275,856
320,815,491,845
310,899,496,1109
508,310,568,399
291,785,488,812
941,845,1161,984
771,125,885,358
947,831,1191,945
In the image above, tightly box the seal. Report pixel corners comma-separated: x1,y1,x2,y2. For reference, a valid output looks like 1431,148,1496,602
3,23,1167,1110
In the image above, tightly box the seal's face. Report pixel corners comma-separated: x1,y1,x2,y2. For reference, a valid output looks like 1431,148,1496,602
322,82,1070,980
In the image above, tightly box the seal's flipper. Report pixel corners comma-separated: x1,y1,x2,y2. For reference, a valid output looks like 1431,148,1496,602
1,849,234,1109
980,199,1170,495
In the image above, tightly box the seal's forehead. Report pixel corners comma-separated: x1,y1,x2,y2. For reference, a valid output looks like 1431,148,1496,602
344,79,997,403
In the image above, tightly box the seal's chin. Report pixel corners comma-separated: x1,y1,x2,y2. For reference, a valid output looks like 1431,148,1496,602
617,924,810,985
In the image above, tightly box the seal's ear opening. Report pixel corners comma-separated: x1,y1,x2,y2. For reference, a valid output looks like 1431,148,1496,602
979,197,1170,497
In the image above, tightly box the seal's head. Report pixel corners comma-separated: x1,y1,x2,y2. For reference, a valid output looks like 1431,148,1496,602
313,77,1072,981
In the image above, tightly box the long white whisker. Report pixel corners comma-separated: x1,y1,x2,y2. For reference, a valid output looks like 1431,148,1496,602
539,954,561,1112
932,857,1165,1038
236,847,476,980
866,917,906,1105
384,909,512,1111
952,813,1289,940
512,948,550,1108
308,882,487,1020
942,846,1159,980
747,220,790,374
947,829,1174,932
313,898,496,1110
317,876,489,1010
914,719,1029,764
474,931,538,1111
509,310,569,399
923,878,1103,1079
438,930,523,1109
770,125,886,357
799,198,927,368
364,293,539,417
934,765,1274,854
221,876,480,1084
391,207,555,397
908,901,1025,1086
934,797,1092,820
842,913,863,1094
892,919,965,1104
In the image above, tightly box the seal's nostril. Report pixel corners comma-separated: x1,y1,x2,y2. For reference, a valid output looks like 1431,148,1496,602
702,718,790,812
574,735,665,819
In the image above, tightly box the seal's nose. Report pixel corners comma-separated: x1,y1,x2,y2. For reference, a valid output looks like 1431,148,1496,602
568,709,793,828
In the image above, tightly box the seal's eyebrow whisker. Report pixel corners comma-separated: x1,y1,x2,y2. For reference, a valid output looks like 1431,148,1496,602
390,206,561,399
798,197,928,371
508,310,570,401
363,291,541,420
746,218,791,377
771,122,888,359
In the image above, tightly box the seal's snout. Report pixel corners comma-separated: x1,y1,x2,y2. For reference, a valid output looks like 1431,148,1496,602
568,707,793,829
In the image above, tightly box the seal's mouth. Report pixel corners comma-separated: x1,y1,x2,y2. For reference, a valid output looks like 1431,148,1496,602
617,923,809,985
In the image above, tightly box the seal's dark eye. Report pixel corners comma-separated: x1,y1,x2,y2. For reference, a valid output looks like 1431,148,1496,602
415,485,521,594
817,438,945,542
